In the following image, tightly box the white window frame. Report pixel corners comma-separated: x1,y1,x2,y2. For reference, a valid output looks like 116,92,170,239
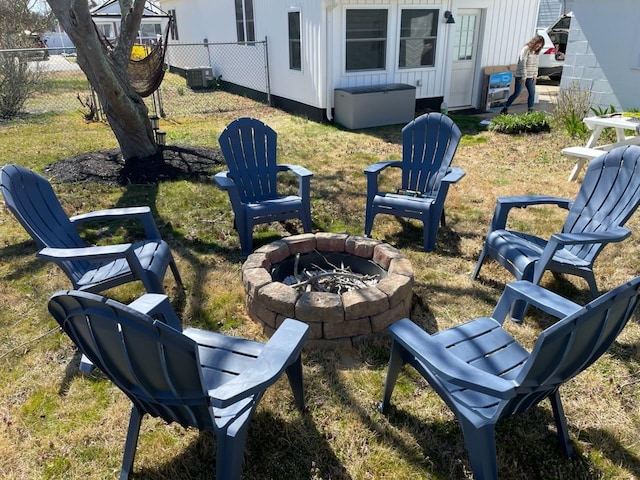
288,9,302,71
397,8,439,70
344,7,390,73
235,0,255,44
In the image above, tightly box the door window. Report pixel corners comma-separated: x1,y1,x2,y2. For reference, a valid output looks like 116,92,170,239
453,14,477,60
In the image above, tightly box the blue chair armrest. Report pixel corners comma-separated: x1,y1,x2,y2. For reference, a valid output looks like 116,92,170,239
207,319,309,408
279,164,313,178
389,319,517,399
364,161,402,201
496,195,572,208
363,160,402,175
489,195,572,232
38,244,149,284
38,244,133,262
550,227,631,246
213,171,245,213
441,166,466,184
491,281,581,323
213,170,235,190
279,164,313,200
70,206,162,240
128,294,182,331
531,227,632,286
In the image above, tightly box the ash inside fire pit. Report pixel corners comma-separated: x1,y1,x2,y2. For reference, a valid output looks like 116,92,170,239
273,251,386,294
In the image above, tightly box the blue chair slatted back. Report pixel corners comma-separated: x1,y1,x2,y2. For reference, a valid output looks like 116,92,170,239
47,291,216,430
1,164,89,281
401,113,462,197
563,146,640,260
218,117,279,204
509,276,640,416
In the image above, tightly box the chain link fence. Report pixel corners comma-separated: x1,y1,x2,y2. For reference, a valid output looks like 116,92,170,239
0,39,270,120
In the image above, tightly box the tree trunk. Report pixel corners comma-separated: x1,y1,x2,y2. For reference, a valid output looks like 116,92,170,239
46,0,159,167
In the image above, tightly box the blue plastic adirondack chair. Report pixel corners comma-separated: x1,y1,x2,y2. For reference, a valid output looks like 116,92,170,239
363,113,465,252
214,117,313,255
48,290,309,480
0,164,182,294
473,145,640,317
379,276,640,480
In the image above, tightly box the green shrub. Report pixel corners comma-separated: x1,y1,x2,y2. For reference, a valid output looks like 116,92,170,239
0,55,42,119
488,110,550,134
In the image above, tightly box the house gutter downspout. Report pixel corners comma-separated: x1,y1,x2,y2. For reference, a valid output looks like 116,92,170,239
325,0,339,121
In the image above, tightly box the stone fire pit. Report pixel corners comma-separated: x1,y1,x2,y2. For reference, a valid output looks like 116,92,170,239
241,233,414,347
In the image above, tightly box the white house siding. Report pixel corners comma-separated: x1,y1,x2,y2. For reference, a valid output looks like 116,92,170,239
561,0,640,111
460,0,539,109
162,0,269,92
479,0,539,66
253,0,325,108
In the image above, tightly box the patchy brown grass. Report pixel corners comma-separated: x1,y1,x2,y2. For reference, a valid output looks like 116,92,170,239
1,108,639,479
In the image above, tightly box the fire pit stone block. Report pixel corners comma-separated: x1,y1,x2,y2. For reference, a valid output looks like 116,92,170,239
315,232,350,252
296,291,345,323
371,299,411,332
377,274,414,309
242,267,272,298
342,287,389,320
345,236,381,258
256,282,298,318
324,317,372,340
282,233,317,254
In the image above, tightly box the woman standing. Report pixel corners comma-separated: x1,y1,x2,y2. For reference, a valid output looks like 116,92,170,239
501,34,545,114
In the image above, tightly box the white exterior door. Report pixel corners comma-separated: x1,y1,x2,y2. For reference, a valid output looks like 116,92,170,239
449,9,482,109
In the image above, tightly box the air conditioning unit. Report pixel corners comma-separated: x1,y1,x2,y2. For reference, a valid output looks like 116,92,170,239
185,67,215,89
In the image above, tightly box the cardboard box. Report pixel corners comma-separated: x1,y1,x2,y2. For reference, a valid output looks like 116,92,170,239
481,65,533,111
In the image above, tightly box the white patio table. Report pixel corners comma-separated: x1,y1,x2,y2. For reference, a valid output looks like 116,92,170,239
563,115,640,181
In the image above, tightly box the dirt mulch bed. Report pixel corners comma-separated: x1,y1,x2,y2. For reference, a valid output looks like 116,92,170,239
44,145,223,186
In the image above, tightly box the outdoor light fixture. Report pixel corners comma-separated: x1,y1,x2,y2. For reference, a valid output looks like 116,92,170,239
444,11,455,24
155,130,167,146
150,115,160,130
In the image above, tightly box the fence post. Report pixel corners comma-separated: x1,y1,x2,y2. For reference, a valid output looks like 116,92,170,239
264,37,272,106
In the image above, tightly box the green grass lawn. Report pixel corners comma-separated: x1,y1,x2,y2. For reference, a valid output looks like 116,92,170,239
1,107,639,479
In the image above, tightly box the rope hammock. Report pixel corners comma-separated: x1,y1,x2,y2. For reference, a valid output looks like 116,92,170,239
94,15,172,98
127,17,171,97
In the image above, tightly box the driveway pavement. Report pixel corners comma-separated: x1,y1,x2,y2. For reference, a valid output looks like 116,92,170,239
32,54,80,72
